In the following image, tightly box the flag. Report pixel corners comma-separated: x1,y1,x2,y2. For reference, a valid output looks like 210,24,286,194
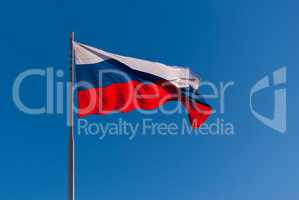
74,42,212,128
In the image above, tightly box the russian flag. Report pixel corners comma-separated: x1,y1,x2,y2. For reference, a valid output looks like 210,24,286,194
74,42,212,128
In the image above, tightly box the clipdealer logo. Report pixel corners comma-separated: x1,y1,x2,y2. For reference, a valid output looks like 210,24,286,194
11,66,287,135
249,67,287,133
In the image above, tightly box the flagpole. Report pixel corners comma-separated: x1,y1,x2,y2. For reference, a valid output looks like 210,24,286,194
68,32,75,200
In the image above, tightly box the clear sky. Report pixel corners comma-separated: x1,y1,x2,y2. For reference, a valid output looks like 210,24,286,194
0,0,298,199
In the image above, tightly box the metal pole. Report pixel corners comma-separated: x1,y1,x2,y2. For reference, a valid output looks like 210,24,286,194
68,32,75,200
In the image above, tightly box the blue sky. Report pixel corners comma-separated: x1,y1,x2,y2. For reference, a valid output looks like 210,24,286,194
0,0,298,199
